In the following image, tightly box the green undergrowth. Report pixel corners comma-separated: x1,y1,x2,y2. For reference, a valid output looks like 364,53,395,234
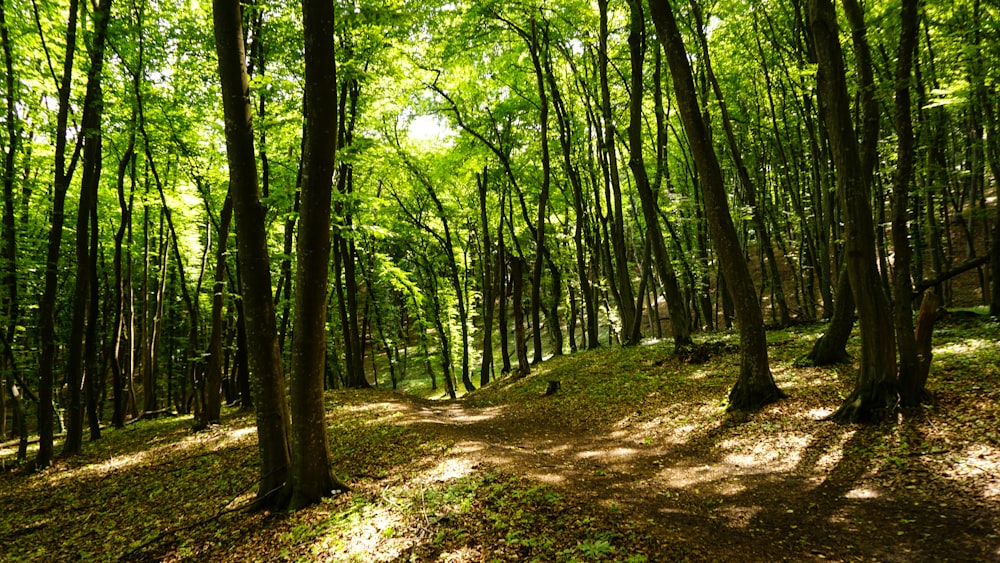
1,315,997,561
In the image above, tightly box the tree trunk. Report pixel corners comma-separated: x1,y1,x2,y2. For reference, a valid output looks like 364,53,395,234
212,0,291,509
892,0,922,407
0,0,19,445
627,0,691,350
288,0,348,508
478,168,495,386
36,0,81,468
511,256,530,377
598,0,638,343
648,0,784,411
809,0,898,423
544,36,598,350
806,266,854,365
202,192,233,425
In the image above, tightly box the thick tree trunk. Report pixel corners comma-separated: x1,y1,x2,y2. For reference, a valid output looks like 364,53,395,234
809,0,898,423
648,0,784,411
288,0,348,508
213,0,291,509
806,266,854,365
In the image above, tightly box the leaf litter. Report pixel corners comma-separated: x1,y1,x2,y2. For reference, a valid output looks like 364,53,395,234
1,321,998,561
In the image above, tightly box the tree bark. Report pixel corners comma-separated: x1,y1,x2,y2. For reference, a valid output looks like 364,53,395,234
627,0,691,350
809,0,898,423
599,0,638,343
648,0,784,410
288,0,348,508
892,0,923,406
212,0,291,509
201,192,232,425
478,168,495,386
36,0,81,468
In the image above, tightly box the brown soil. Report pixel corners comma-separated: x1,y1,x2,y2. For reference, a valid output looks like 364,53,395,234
337,383,999,562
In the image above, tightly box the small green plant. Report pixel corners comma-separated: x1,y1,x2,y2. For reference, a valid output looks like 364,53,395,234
578,539,615,558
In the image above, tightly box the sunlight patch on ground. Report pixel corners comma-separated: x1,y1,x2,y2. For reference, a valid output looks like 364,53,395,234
717,433,813,471
226,426,256,440
576,447,639,460
944,444,1000,499
303,502,410,562
687,368,717,381
804,407,834,420
935,339,999,357
437,406,506,424
654,461,760,490
808,429,856,473
411,455,479,486
341,401,404,415
438,547,484,562
43,450,151,486
45,424,255,485
844,486,880,499
525,472,566,485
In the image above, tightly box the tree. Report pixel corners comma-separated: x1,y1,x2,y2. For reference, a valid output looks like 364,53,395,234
63,0,113,456
891,0,925,406
809,0,897,423
648,0,784,411
626,0,691,350
36,0,81,469
212,0,291,509
288,0,348,509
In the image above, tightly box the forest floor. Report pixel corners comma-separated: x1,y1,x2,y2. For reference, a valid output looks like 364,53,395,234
2,315,999,562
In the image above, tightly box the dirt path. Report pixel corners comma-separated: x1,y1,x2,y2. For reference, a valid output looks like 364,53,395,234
359,389,1000,562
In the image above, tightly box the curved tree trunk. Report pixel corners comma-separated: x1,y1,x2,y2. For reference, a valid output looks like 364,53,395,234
809,0,898,424
806,266,854,365
627,0,691,350
648,0,784,411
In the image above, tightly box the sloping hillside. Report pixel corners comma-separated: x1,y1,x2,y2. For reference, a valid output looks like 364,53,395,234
2,319,998,562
